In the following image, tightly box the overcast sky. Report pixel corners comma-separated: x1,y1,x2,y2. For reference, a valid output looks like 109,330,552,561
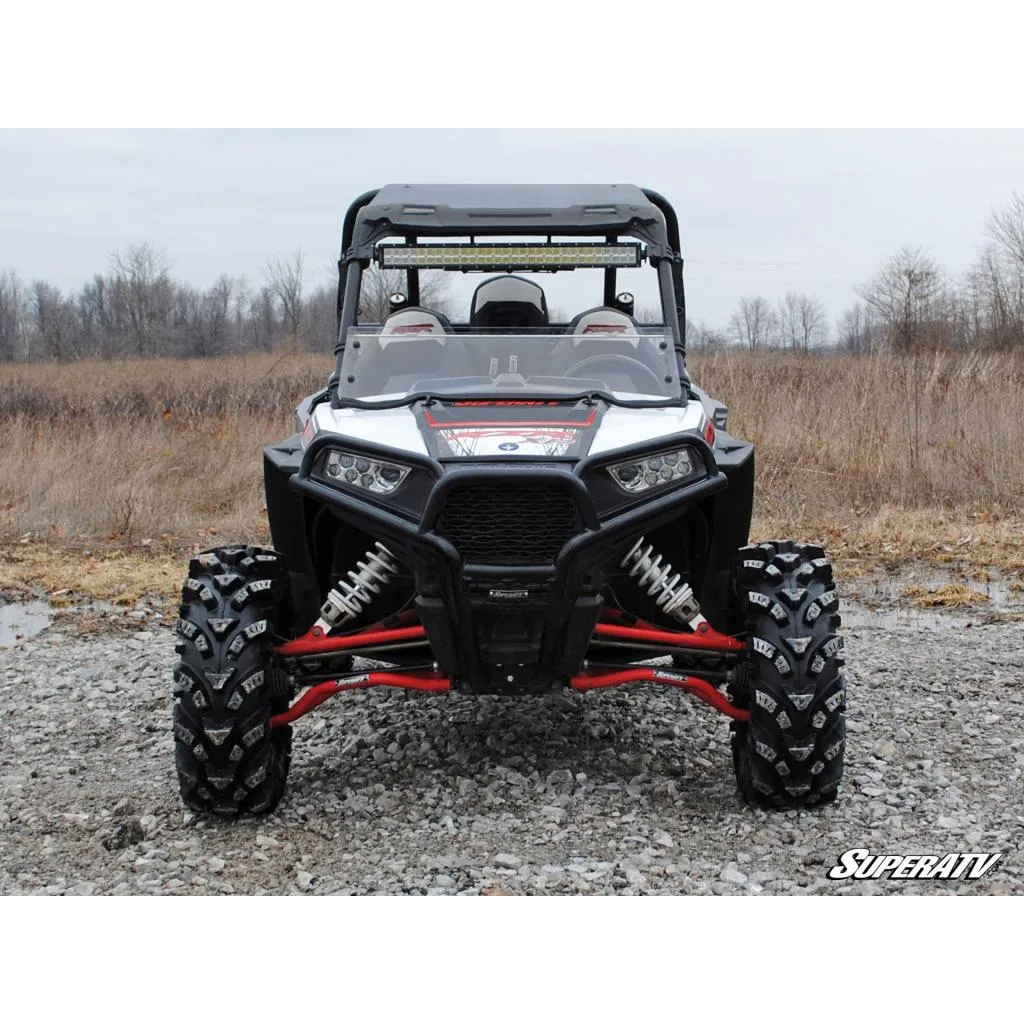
1,128,1022,329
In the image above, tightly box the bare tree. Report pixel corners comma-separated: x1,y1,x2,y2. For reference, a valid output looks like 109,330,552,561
634,303,663,324
0,270,27,362
777,292,800,350
30,281,78,361
357,266,452,322
777,292,828,351
795,293,828,351
836,302,880,355
971,245,1024,349
969,192,1024,349
730,295,777,350
171,285,201,356
109,242,174,356
950,264,988,349
170,276,235,358
265,251,305,339
358,266,402,323
988,190,1024,268
304,283,338,351
855,246,949,352
686,319,728,351
232,275,250,349
684,319,700,351
77,275,108,357
249,285,278,352
205,274,234,354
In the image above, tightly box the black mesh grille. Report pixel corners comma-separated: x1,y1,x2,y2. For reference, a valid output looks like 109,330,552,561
437,483,583,565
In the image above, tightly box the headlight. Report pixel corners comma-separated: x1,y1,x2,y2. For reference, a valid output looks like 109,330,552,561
606,445,703,494
321,449,411,495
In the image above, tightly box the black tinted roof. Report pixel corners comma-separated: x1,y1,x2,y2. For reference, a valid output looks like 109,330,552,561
349,184,671,257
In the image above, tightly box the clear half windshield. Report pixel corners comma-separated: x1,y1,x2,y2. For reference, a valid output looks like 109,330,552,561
338,326,682,404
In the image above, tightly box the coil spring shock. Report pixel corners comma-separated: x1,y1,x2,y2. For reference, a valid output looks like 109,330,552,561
314,542,400,633
620,536,704,626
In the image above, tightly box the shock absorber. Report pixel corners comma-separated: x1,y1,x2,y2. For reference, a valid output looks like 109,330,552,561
312,542,400,635
620,536,705,627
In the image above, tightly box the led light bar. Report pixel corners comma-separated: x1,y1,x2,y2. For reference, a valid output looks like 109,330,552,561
378,242,642,271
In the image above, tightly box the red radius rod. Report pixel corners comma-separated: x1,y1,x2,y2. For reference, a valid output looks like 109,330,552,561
275,617,745,658
592,621,746,652
276,624,428,657
270,671,452,728
268,613,751,730
269,666,749,730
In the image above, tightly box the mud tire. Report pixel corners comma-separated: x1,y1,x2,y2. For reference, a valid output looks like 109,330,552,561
729,541,846,809
172,546,292,815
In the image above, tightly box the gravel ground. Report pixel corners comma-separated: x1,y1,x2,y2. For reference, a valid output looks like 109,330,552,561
1,586,1021,895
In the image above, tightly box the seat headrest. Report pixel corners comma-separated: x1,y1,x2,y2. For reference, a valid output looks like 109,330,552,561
567,307,641,346
379,307,453,347
470,275,548,330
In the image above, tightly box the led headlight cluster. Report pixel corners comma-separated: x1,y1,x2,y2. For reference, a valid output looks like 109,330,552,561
322,450,410,495
606,446,702,494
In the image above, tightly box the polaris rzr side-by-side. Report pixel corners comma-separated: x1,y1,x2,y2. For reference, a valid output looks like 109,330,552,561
172,184,846,815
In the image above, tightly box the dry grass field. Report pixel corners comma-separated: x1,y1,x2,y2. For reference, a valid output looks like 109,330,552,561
695,349,1024,577
2,348,1023,601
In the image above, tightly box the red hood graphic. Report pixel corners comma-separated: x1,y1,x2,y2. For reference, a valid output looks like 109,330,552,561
418,400,601,459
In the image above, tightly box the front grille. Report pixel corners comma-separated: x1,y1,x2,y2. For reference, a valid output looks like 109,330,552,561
437,483,583,565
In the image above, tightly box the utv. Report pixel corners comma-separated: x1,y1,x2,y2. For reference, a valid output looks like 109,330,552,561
172,184,846,815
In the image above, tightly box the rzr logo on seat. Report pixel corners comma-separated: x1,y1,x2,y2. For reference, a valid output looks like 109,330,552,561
582,323,628,333
392,323,437,334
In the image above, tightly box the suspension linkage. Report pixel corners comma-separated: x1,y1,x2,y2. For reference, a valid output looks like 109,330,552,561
270,669,452,729
276,623,427,658
274,614,744,659
269,663,751,730
592,621,745,653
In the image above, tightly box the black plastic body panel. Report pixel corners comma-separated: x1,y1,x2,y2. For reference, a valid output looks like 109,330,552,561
263,437,322,633
696,435,755,634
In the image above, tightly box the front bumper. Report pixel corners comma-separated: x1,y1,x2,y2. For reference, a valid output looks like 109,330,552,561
289,434,728,692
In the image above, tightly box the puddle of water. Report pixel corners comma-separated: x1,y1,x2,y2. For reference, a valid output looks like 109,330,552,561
842,571,1023,631
843,602,954,630
0,600,54,646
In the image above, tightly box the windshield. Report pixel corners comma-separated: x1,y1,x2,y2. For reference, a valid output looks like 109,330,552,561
338,326,681,404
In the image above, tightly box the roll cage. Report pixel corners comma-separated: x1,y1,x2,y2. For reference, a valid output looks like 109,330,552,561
333,184,688,365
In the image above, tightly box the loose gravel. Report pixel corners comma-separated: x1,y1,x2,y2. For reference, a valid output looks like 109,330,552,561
1,588,1021,895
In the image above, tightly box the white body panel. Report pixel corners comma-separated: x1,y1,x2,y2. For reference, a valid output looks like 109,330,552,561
310,398,709,460
311,403,430,457
588,402,707,456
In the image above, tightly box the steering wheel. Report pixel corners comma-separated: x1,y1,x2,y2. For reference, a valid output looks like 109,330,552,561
562,354,666,393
